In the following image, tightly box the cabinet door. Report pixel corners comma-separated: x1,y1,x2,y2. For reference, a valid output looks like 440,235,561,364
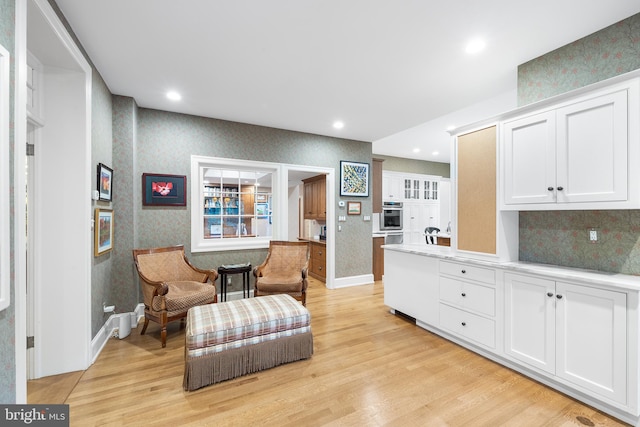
382,174,403,201
504,273,556,374
304,181,316,219
556,90,628,204
503,111,556,205
555,282,627,404
403,203,439,244
423,179,439,201
316,177,326,219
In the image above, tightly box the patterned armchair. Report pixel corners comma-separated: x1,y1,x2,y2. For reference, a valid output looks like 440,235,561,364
253,241,310,306
132,245,217,347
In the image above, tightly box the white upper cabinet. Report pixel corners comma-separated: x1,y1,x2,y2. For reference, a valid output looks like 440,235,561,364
382,173,404,201
383,171,441,202
501,76,639,210
503,111,557,205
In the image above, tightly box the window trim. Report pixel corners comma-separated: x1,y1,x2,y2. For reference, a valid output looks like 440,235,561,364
191,155,281,252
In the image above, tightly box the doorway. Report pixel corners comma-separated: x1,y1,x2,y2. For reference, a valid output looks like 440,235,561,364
20,0,93,383
283,166,335,289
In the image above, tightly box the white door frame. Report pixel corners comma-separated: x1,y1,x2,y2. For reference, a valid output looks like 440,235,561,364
15,0,93,399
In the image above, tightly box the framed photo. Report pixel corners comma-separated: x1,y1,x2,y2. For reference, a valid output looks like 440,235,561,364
340,160,369,197
94,208,114,256
142,173,187,206
347,201,361,215
97,163,113,201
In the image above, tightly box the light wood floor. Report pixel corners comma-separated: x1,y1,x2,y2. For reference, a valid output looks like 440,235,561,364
29,279,630,426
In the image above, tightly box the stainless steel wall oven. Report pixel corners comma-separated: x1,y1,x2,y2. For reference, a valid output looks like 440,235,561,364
380,202,403,231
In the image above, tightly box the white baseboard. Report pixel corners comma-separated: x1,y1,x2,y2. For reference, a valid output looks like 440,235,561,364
332,274,374,289
90,304,145,364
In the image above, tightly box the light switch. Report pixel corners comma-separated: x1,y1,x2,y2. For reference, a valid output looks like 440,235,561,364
338,216,346,222
363,215,371,221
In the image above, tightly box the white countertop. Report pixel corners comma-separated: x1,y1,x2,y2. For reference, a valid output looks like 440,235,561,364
383,243,640,292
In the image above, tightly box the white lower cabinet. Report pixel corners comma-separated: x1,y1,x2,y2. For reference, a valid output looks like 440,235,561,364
504,272,628,406
438,260,498,350
383,249,439,325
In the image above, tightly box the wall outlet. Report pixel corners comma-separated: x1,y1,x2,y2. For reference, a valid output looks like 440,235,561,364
589,228,598,243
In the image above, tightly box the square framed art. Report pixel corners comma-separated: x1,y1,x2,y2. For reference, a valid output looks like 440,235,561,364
340,160,369,197
347,201,361,215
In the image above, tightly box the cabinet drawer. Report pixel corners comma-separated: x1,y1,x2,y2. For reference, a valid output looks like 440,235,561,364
439,277,495,317
439,304,495,349
440,261,495,285
311,244,326,262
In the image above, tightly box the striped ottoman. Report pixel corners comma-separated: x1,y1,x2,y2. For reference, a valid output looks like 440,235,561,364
183,294,313,391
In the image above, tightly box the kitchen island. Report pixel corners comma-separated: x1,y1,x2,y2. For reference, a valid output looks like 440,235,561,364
383,244,640,426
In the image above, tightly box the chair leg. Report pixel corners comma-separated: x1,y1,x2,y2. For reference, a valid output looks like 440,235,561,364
161,327,167,348
140,317,149,335
301,292,306,306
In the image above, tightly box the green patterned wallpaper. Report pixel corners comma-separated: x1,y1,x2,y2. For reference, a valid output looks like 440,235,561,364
517,13,640,274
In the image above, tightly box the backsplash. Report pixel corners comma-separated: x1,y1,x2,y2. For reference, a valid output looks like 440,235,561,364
519,210,640,275
517,13,640,275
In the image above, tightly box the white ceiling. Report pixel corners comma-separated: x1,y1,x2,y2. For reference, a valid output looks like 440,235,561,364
54,0,640,164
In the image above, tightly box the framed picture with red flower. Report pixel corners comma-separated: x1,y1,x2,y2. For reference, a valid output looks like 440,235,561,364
142,173,187,206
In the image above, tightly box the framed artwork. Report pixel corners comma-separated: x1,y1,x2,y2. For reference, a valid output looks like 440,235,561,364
340,160,369,197
142,173,187,206
97,163,113,201
347,201,361,215
94,208,114,256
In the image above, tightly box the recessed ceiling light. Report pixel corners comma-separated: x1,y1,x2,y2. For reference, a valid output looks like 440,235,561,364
333,121,344,129
432,151,439,156
465,38,486,54
413,148,420,153
446,125,456,131
166,91,182,101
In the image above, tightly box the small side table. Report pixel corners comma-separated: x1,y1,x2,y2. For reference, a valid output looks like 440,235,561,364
217,263,252,302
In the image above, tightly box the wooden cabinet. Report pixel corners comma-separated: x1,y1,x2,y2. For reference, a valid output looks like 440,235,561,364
504,272,628,405
372,158,384,213
303,175,326,220
438,260,498,349
372,236,384,281
502,80,637,210
308,242,326,282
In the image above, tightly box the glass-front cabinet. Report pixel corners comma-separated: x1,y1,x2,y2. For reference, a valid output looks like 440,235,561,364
424,180,438,201
202,169,272,240
404,178,420,199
